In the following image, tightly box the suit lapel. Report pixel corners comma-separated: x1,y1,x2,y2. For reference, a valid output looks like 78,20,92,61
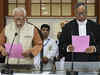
71,20,79,35
86,20,90,35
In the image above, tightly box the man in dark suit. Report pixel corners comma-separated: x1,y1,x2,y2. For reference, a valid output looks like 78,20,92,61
59,3,100,61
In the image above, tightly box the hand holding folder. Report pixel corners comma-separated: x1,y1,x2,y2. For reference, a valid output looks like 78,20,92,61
72,35,90,52
5,43,24,58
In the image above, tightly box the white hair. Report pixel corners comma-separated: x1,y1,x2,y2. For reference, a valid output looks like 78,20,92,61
12,7,26,17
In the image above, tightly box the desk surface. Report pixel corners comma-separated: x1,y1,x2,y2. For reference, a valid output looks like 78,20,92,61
63,62,100,72
65,52,100,61
0,71,66,75
1,62,100,74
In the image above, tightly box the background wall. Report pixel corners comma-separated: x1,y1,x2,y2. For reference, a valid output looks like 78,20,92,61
0,0,100,33
6,17,96,40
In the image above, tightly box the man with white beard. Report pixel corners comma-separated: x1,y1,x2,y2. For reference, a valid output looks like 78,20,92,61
0,7,43,72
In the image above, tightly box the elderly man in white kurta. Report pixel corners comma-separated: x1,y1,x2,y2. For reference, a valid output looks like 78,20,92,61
0,7,43,71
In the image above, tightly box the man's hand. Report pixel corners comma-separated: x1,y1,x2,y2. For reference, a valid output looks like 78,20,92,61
42,56,48,64
86,46,96,54
0,46,8,56
22,50,31,57
67,44,74,52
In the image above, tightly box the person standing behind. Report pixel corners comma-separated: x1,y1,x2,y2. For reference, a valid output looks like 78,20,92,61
37,24,58,71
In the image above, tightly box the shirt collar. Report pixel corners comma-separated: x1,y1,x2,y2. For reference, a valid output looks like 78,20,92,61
77,19,87,25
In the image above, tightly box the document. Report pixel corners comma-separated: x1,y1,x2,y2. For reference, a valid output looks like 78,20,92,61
5,43,24,58
72,36,89,52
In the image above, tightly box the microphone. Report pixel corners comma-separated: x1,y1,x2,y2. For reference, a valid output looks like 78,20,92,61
15,32,18,37
1,32,18,75
70,22,75,75
7,32,18,64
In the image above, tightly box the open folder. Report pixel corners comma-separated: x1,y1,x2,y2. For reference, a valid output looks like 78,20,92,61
72,35,90,52
5,43,24,58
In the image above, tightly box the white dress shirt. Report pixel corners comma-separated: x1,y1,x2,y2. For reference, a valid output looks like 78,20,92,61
43,37,58,59
77,19,87,36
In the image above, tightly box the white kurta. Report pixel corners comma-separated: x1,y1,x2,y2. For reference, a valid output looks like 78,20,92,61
5,21,34,64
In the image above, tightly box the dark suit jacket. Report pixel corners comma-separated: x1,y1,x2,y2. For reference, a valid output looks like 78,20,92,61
59,19,100,60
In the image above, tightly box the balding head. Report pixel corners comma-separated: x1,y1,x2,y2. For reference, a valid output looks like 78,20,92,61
77,5,86,13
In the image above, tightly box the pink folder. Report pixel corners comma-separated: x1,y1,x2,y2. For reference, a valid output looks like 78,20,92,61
72,36,90,52
5,43,24,58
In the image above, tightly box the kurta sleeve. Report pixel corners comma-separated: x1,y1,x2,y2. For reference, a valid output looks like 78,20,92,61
0,28,6,52
30,28,43,56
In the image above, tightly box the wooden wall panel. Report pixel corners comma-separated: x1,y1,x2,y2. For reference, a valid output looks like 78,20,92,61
96,0,100,24
0,0,8,32
0,0,4,32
